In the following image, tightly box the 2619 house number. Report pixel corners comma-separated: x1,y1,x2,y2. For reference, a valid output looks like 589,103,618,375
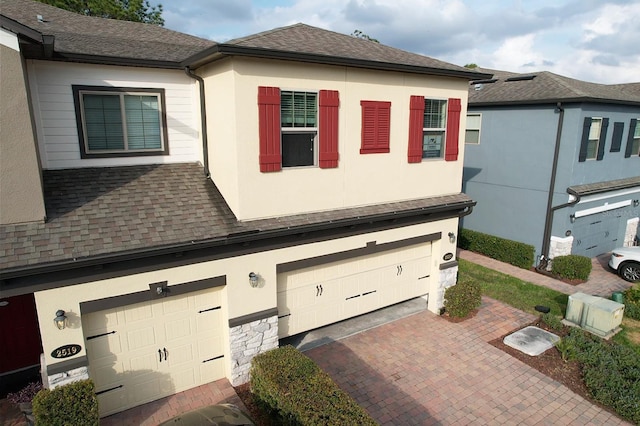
51,344,81,359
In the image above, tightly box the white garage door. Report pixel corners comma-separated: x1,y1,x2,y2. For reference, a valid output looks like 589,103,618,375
83,287,225,417
278,243,431,338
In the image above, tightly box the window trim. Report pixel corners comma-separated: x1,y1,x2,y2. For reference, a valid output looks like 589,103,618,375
465,113,481,145
422,98,447,159
73,85,169,159
280,90,319,168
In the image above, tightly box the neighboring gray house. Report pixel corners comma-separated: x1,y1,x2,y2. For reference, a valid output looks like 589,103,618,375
463,68,640,261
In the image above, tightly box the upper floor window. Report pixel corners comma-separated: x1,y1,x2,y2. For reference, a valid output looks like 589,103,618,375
73,86,168,158
578,116,608,162
257,87,339,172
629,118,640,157
422,99,447,158
465,113,482,144
281,91,318,167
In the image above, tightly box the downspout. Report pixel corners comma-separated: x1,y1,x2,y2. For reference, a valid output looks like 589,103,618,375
184,67,210,178
539,102,579,267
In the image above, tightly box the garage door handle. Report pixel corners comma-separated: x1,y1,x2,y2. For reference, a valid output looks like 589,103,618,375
158,349,162,363
163,348,168,361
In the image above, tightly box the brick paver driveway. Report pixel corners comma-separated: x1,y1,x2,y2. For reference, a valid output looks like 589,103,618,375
306,297,630,425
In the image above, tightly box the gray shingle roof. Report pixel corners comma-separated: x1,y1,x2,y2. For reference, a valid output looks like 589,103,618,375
0,163,472,273
468,68,640,106
569,176,640,197
0,0,215,66
184,23,490,80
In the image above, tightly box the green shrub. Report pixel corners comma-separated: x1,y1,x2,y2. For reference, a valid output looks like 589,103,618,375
250,346,376,426
550,255,592,281
623,284,640,320
444,279,482,318
32,379,99,426
458,229,535,269
564,328,640,423
541,313,564,331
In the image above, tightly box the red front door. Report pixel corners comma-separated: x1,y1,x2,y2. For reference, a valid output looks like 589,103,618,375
0,294,43,374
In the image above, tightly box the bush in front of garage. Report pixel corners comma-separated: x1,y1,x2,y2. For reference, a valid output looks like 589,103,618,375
250,346,376,425
444,279,482,318
550,255,592,281
458,228,535,269
32,379,99,426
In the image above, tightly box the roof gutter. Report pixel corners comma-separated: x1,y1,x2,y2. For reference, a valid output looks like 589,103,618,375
184,67,210,178
0,199,475,281
182,44,492,80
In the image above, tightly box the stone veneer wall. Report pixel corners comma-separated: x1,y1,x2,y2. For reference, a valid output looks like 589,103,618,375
549,235,574,259
229,315,278,386
41,355,89,390
624,217,639,247
433,265,458,313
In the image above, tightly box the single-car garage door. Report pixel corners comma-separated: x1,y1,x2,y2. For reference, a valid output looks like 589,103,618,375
83,287,225,417
278,243,431,338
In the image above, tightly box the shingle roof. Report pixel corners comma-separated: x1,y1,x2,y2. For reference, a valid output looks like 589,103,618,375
0,163,473,274
184,23,491,80
468,68,640,106
0,0,215,66
568,176,640,197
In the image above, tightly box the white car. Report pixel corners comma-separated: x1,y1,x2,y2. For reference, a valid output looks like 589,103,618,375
609,247,640,283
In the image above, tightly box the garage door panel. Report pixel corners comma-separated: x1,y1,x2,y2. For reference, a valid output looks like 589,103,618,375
84,287,225,417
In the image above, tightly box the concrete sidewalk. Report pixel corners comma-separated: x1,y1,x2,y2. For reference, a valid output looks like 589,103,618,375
457,249,634,297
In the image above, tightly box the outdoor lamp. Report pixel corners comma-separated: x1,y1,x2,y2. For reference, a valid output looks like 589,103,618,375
54,310,68,330
448,232,456,244
249,272,259,288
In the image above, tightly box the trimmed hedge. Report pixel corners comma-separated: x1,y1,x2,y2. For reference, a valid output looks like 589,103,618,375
623,284,640,320
550,255,592,281
32,379,99,426
444,279,481,318
458,229,535,269
563,328,640,424
250,346,376,425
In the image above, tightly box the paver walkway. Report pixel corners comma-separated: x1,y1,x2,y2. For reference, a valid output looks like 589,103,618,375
307,296,631,425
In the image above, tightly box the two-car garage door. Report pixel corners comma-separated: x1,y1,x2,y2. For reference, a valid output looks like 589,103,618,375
277,243,432,338
83,287,225,417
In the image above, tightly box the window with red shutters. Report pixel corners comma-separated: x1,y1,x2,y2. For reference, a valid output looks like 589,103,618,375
407,96,462,163
360,101,391,154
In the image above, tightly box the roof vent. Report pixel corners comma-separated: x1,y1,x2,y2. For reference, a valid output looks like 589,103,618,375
505,75,536,82
470,79,498,85
474,84,483,91
37,14,46,23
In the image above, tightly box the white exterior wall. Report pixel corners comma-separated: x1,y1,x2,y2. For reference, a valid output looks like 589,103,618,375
34,218,457,380
26,60,203,170
200,57,469,221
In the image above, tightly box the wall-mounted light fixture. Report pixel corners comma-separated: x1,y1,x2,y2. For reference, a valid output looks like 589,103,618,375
54,310,67,330
448,232,456,244
570,214,576,223
249,272,260,288
633,200,639,207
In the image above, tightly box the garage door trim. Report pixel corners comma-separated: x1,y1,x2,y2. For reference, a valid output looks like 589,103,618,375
277,232,440,273
80,275,226,314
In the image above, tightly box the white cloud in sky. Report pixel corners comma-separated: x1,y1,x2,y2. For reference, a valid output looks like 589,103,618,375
162,0,640,84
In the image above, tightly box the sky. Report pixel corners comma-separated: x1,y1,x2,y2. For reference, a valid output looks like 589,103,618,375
161,0,640,85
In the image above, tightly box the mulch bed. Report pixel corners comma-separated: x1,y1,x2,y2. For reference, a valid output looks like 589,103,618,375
531,267,586,285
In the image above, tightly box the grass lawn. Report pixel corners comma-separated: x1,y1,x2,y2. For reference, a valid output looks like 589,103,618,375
457,258,569,317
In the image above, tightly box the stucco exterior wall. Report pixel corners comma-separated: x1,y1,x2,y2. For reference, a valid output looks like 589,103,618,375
0,29,46,225
26,60,203,170
34,217,458,380
199,57,469,220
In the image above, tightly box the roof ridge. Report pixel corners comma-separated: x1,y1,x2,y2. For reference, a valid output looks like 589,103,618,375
225,22,304,45
542,71,590,97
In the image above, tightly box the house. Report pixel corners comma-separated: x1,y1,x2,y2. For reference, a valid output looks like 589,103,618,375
0,0,488,417
463,68,640,262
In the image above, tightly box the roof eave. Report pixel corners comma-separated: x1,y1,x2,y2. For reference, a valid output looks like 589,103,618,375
469,96,640,108
0,15,43,43
185,44,492,80
0,198,475,282
24,51,185,69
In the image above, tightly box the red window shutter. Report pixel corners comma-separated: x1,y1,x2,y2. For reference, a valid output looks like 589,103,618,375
257,86,281,172
360,101,391,154
445,98,461,161
407,95,425,163
319,90,339,168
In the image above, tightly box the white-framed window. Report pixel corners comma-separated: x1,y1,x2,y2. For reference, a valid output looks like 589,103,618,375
422,99,447,159
586,117,603,160
280,90,317,167
632,119,640,156
73,86,168,158
465,113,481,144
